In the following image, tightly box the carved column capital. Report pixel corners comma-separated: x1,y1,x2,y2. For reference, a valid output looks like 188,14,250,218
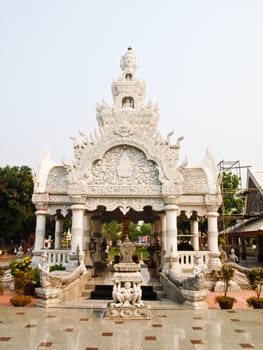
70,195,86,205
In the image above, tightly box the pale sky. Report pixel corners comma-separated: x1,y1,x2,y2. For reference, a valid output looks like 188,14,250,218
1,0,262,186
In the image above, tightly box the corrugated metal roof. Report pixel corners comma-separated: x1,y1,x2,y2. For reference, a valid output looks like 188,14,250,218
224,217,263,234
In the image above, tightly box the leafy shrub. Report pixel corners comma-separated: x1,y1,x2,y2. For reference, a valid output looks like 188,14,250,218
246,268,263,300
49,263,65,272
9,256,32,277
10,295,32,307
246,296,263,308
9,257,40,295
215,264,235,297
214,264,236,309
215,295,236,309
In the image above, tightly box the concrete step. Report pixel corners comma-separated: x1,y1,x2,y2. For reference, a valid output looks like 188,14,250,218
153,284,164,291
89,284,158,300
155,290,166,298
82,291,91,298
84,284,94,290
153,284,166,299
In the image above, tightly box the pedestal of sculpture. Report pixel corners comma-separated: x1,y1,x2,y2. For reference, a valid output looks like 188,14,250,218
163,254,209,309
105,238,151,319
181,288,209,310
35,287,62,307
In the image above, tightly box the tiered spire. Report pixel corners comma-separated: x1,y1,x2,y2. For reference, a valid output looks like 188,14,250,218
96,47,159,130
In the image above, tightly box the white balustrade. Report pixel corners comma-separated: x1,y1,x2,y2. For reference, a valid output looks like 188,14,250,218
40,250,70,266
177,251,209,267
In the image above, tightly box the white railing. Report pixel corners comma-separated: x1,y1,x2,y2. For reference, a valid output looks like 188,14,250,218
39,249,71,266
177,251,210,267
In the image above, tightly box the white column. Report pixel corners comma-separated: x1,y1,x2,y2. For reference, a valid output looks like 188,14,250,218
207,211,219,253
34,210,47,251
54,216,63,249
165,204,179,256
71,205,85,253
190,218,199,251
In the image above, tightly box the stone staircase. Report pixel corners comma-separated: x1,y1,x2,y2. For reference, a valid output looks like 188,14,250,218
152,283,166,299
84,284,160,300
81,283,97,298
81,265,167,301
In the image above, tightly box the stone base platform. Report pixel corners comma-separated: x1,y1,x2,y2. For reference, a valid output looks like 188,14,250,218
35,287,62,307
105,302,151,320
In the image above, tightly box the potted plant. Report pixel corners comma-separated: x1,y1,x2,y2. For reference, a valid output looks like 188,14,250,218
9,295,32,307
246,268,263,309
9,256,40,296
214,264,236,309
9,256,40,306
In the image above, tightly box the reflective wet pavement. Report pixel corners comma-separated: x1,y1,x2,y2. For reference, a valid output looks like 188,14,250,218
1,261,263,349
1,305,263,349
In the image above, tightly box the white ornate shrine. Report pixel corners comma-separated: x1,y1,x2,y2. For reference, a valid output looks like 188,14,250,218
32,47,222,278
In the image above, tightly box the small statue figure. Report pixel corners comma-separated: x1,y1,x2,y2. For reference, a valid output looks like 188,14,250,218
119,238,135,263
219,244,228,263
229,248,239,263
38,253,52,288
16,246,24,259
193,255,205,278
113,281,134,306
133,281,143,306
113,280,144,307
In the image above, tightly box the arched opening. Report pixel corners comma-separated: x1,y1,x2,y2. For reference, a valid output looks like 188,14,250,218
122,96,134,109
125,73,132,80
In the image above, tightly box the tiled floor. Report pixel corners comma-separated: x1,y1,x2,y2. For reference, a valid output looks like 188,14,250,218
1,261,263,349
1,305,263,349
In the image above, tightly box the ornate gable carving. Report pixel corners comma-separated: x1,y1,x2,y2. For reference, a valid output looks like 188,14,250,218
46,166,68,193
33,48,221,215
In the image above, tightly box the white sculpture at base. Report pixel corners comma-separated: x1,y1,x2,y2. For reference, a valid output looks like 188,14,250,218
113,280,143,307
105,238,151,319
35,253,87,307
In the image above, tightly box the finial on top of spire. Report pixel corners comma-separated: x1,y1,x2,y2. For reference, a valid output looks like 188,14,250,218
120,47,139,73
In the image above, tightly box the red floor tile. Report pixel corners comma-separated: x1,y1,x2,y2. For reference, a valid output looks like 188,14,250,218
192,326,203,330
145,336,157,341
191,340,203,344
0,337,11,341
64,328,74,332
39,341,53,347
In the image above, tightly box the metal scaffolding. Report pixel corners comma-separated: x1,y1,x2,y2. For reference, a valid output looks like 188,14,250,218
217,160,246,253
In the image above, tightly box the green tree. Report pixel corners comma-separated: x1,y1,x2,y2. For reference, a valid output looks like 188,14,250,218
0,166,35,245
219,172,245,215
218,171,245,234
103,221,121,244
128,222,140,242
140,223,152,237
